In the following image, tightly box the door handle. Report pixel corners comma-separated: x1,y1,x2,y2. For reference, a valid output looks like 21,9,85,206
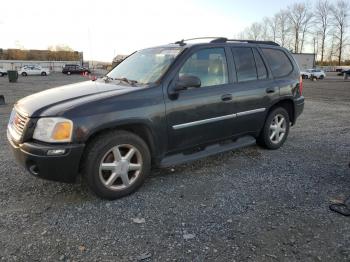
221,94,233,102
266,87,277,94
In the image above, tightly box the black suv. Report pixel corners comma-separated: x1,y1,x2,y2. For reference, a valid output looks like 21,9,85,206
62,64,91,75
7,38,304,199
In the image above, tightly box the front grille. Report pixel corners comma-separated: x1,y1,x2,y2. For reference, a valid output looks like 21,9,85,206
9,109,29,139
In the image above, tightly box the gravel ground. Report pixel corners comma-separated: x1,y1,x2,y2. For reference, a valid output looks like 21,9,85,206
0,73,349,261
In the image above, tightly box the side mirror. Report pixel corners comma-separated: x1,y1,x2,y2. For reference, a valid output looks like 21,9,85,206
174,74,201,91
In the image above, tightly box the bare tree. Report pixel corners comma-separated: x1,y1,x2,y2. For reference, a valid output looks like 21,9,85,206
276,10,290,48
315,0,332,63
287,3,310,53
261,17,270,40
300,12,313,52
327,33,337,63
268,14,279,42
331,0,349,65
247,22,262,40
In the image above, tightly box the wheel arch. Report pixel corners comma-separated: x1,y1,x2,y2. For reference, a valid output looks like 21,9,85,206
267,99,295,125
82,122,158,164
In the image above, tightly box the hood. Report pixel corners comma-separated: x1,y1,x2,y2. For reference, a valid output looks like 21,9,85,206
16,80,135,117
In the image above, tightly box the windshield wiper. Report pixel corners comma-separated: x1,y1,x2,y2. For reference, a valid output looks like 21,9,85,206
102,75,114,82
114,77,138,86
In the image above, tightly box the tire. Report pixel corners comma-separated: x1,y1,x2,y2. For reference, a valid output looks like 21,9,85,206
41,72,47,76
319,75,324,79
67,71,71,75
0,73,3,77
22,72,27,76
82,130,151,199
257,107,290,150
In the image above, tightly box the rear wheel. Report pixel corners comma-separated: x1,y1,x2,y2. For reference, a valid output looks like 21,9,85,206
257,107,290,149
82,130,151,199
41,72,47,76
319,75,324,79
21,72,27,76
67,71,71,75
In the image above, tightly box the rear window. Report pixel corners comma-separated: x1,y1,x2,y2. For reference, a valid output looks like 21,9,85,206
262,48,293,78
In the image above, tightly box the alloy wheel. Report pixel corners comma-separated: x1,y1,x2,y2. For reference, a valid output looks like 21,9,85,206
99,144,143,190
269,114,287,144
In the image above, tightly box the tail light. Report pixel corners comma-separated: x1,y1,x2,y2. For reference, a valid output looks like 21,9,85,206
299,76,303,96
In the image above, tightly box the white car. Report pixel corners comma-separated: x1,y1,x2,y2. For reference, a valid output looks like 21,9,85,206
19,65,50,76
300,69,326,79
0,68,7,77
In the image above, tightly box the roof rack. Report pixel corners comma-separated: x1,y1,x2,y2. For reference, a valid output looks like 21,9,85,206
174,37,279,46
174,37,229,46
221,38,280,46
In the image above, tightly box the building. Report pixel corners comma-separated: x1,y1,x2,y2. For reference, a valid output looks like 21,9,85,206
292,53,315,71
0,48,83,72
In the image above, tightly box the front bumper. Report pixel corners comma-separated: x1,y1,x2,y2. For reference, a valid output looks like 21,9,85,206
7,131,85,183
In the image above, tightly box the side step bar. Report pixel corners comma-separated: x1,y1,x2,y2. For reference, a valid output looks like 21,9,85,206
160,136,256,168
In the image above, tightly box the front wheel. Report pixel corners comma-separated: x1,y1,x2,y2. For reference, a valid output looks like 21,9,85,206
41,72,47,76
21,72,27,76
257,107,290,149
82,130,151,199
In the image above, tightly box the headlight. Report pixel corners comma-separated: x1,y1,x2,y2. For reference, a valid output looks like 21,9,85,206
33,118,73,143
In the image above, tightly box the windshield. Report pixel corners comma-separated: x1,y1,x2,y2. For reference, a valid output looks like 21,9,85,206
107,47,183,85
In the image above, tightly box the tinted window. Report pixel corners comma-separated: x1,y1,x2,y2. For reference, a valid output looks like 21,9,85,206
262,48,293,78
179,48,228,87
253,49,267,79
231,47,257,82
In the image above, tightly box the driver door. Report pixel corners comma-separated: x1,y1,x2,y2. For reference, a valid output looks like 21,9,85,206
165,47,236,152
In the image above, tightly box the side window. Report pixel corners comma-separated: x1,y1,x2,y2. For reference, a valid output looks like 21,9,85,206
253,49,267,80
179,48,228,87
231,47,257,82
261,48,293,78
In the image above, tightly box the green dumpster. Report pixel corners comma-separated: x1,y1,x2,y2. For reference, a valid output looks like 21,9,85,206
7,70,18,83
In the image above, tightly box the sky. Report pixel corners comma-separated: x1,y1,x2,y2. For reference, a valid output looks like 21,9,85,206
0,0,317,62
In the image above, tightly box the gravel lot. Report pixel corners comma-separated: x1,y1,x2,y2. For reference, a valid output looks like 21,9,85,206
0,73,349,261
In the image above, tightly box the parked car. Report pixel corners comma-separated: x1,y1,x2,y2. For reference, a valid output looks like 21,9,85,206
0,68,8,77
19,65,50,76
62,64,91,75
300,69,326,79
7,37,304,199
337,69,350,76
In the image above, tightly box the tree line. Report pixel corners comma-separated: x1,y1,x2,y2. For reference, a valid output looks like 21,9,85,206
0,49,82,61
239,0,349,66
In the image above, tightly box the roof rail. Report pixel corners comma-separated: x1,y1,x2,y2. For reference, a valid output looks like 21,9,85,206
174,37,280,46
229,39,279,46
209,37,280,46
174,37,228,46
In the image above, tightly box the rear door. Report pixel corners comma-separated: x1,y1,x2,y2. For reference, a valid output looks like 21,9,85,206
165,47,236,152
33,66,41,75
228,47,277,135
